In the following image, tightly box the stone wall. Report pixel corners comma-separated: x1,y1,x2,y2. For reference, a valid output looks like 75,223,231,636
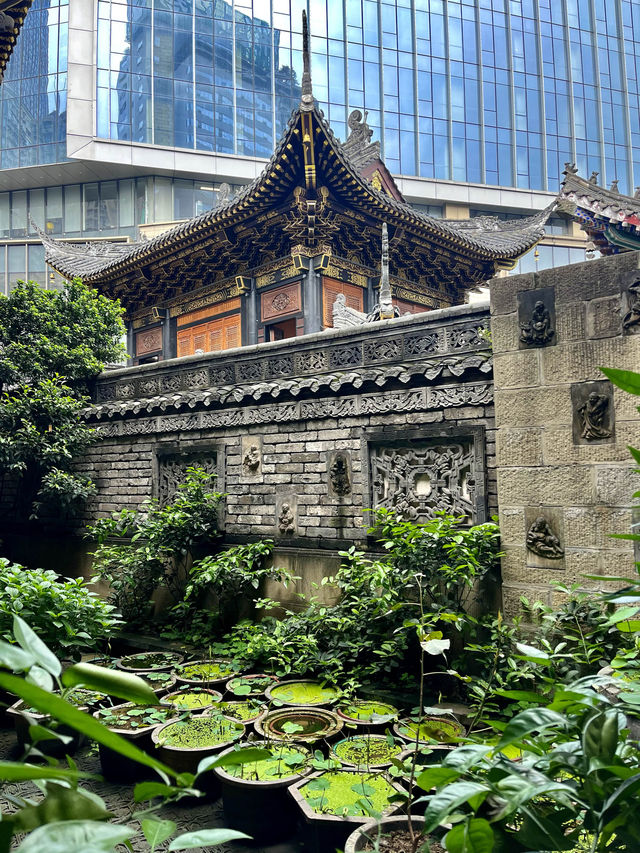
490,250,640,616
64,304,497,606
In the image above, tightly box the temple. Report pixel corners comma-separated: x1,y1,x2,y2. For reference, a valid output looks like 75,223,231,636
557,163,640,255
41,13,551,366
0,1,31,84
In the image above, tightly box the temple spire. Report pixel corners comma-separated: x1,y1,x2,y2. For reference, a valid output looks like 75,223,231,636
379,223,394,319
301,9,314,107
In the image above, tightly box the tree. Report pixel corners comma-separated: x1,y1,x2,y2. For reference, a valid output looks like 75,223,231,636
0,278,126,520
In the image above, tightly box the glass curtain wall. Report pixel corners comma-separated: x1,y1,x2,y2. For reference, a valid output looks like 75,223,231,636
96,0,639,194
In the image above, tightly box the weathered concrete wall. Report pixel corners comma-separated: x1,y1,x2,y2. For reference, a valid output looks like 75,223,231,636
490,250,640,616
64,304,496,601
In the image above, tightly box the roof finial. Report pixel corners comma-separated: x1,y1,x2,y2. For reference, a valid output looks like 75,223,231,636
301,9,314,107
379,223,394,320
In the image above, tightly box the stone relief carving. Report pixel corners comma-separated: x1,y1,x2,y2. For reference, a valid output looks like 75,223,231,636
332,293,368,329
296,350,328,372
520,300,555,346
158,453,218,505
161,374,182,392
578,392,612,441
243,443,261,475
278,502,296,535
571,381,614,445
329,452,351,496
185,369,209,389
448,325,486,349
526,517,564,559
622,278,640,331
237,362,263,382
115,382,136,399
265,355,294,379
371,442,476,522
209,365,236,385
404,332,441,355
329,345,362,367
363,338,403,362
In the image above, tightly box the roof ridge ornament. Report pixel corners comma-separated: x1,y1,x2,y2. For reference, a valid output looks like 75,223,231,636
301,10,314,108
378,223,394,320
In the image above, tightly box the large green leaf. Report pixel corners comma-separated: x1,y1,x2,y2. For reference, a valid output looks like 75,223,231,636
61,663,157,705
496,708,567,749
15,820,134,853
600,367,640,396
13,616,60,677
0,761,92,782
515,806,576,851
0,672,175,780
134,782,182,803
442,745,492,771
141,819,177,852
601,771,640,822
415,766,461,791
11,784,112,833
444,818,493,853
196,748,272,776
0,639,36,672
423,781,490,833
168,829,251,850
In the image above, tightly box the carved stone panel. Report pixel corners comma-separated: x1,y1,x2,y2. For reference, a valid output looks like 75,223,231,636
571,380,615,444
241,435,262,479
517,286,556,349
621,271,640,335
157,451,218,505
524,507,565,569
276,494,297,537
328,450,351,497
370,440,477,523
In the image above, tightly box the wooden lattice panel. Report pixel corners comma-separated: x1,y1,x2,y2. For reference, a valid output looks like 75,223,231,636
322,277,364,328
394,298,430,316
177,313,241,357
177,298,241,327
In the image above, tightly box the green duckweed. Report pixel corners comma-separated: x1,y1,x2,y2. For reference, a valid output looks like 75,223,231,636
270,681,338,705
178,661,235,681
300,771,397,816
226,744,310,781
340,700,398,723
158,716,243,749
226,675,277,696
216,701,263,722
120,651,182,670
398,718,463,744
162,690,219,710
333,736,403,767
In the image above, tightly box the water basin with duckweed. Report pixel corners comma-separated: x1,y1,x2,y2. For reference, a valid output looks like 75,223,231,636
117,651,183,672
394,716,464,745
330,734,404,769
175,659,240,686
154,715,244,749
160,688,222,711
255,706,343,743
225,673,279,697
337,700,399,727
266,679,340,707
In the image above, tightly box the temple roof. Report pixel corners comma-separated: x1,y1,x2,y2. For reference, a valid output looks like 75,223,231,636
0,1,32,84
42,34,551,313
557,165,640,254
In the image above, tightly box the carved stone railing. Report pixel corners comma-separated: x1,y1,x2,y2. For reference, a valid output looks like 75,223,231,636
91,302,492,421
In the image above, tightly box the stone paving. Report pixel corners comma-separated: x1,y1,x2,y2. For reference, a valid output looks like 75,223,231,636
0,722,303,853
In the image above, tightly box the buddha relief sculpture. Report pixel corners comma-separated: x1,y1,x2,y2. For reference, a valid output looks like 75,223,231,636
329,453,351,496
520,300,555,346
623,279,640,330
243,443,261,474
578,391,612,441
278,502,295,535
526,517,564,559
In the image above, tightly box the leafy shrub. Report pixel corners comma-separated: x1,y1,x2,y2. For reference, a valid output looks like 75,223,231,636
168,539,293,643
89,467,224,626
0,558,121,658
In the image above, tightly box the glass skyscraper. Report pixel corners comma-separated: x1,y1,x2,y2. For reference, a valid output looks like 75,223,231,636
1,0,637,293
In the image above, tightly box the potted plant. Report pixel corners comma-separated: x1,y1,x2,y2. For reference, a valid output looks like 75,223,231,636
330,734,404,770
337,699,399,732
214,740,313,844
215,699,265,724
8,688,106,757
265,679,340,707
151,712,245,777
225,673,279,698
116,651,183,673
393,716,464,746
344,816,445,853
141,669,177,696
255,706,343,744
174,658,240,687
160,687,222,711
93,702,181,781
288,768,406,853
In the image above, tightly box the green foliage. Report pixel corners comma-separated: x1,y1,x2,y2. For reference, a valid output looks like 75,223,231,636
0,278,125,519
417,683,640,852
169,539,292,644
0,558,120,659
0,614,258,852
0,278,125,391
88,467,223,626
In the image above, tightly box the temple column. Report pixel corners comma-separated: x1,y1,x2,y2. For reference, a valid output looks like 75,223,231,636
303,256,323,334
